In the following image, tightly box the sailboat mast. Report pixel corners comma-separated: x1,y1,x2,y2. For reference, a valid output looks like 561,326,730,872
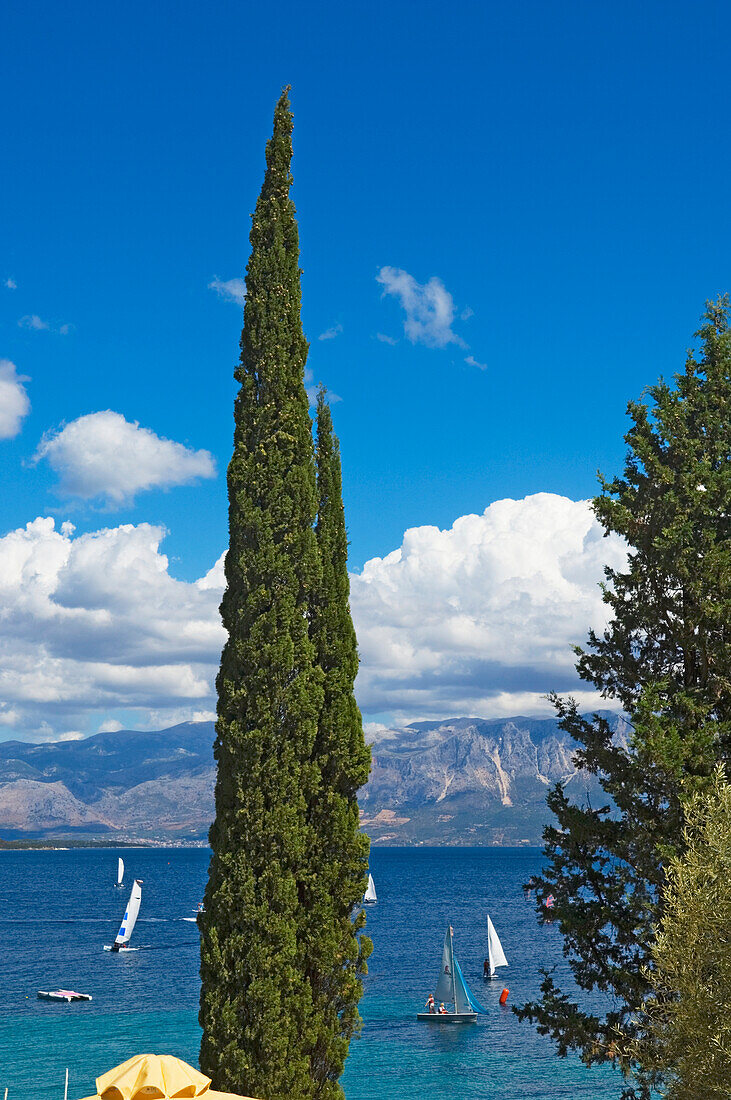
449,925,456,1010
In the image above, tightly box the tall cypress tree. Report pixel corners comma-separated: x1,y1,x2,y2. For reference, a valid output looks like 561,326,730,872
304,387,372,1096
199,89,325,1099
517,298,731,1097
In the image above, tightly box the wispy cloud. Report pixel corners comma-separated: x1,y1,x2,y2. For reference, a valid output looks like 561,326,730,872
4,277,17,290
18,314,49,331
208,276,246,306
376,266,467,349
0,360,31,439
18,314,72,335
304,369,341,407
34,410,216,506
318,323,343,341
376,332,398,346
464,354,487,370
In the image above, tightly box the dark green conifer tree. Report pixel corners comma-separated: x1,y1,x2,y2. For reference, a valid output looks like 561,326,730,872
517,298,731,1098
303,388,372,1096
199,89,326,1099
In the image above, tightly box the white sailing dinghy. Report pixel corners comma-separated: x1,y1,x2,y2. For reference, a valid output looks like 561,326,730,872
116,857,124,887
417,926,485,1023
363,873,377,904
484,914,508,979
105,879,143,952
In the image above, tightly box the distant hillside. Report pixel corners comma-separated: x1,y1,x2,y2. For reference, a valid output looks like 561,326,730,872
0,714,626,844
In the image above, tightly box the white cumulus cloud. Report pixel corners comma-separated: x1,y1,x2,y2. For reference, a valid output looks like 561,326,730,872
349,493,627,721
0,360,31,439
0,494,626,742
0,518,226,740
376,267,467,349
34,411,216,505
208,276,246,306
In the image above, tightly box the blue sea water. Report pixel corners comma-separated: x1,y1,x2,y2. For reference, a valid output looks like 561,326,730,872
0,847,624,1100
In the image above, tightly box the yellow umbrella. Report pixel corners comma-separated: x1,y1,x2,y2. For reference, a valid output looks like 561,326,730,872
75,1052,259,1100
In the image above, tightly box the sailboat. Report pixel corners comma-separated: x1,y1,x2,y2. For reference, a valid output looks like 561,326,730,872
484,914,508,979
363,873,377,904
417,926,485,1023
115,857,124,887
105,879,143,952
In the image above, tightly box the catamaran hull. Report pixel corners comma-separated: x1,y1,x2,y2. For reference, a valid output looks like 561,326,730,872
103,945,140,952
416,1012,477,1023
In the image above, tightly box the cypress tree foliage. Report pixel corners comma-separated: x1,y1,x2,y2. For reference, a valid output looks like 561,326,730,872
199,88,326,1098
634,768,731,1098
302,387,372,1096
516,298,731,1098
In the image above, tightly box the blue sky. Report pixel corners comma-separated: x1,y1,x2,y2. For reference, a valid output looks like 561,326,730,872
1,0,730,740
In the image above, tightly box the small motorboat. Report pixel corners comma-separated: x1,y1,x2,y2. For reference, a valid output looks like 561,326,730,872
37,989,92,1002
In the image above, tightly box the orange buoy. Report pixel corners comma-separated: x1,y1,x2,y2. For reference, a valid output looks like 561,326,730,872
499,988,509,1005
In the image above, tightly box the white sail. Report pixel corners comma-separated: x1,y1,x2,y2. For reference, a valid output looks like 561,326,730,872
116,857,124,886
433,927,455,1004
114,879,142,946
364,873,377,903
487,915,508,973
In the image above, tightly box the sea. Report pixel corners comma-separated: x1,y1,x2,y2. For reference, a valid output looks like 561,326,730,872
0,847,625,1100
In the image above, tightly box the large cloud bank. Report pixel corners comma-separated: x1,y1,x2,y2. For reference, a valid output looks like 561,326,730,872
0,518,224,739
350,494,627,720
0,494,626,740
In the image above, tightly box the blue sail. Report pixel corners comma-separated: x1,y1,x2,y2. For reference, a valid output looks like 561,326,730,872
455,959,487,1014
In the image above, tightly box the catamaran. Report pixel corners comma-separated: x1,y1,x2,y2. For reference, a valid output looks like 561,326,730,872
116,857,124,887
37,989,92,1002
363,873,377,904
105,879,143,952
484,914,508,979
417,926,485,1023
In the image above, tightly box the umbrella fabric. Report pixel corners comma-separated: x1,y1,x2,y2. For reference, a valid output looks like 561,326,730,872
75,1052,259,1100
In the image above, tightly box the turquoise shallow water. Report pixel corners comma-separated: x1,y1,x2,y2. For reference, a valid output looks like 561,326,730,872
0,848,624,1099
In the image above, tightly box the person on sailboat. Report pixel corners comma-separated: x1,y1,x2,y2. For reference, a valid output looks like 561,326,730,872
483,958,490,978
424,993,436,1013
438,1002,447,1015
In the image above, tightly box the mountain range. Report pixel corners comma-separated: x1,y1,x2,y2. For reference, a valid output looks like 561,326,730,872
0,713,626,845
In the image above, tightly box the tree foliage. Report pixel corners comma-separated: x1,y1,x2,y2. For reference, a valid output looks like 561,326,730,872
303,388,372,1096
200,90,369,1099
516,298,731,1097
633,768,731,1098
